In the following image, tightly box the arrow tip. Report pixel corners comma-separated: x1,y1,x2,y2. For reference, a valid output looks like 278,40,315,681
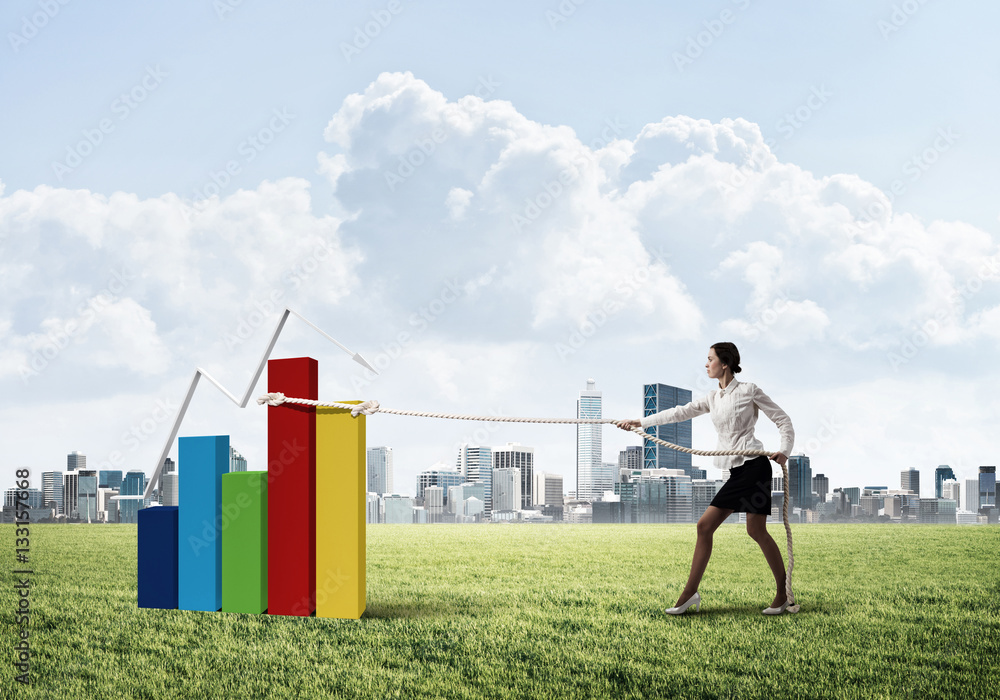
352,352,379,374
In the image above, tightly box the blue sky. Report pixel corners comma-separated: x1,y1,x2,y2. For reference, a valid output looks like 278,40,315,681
2,0,998,502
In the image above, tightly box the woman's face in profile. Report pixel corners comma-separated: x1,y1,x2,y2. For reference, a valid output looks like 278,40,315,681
705,348,727,379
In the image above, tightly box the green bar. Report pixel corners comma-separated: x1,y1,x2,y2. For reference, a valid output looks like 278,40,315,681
221,471,268,614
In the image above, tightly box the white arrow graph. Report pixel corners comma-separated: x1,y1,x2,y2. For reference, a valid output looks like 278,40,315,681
117,307,376,502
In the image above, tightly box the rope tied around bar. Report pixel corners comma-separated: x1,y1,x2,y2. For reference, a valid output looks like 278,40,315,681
256,391,801,613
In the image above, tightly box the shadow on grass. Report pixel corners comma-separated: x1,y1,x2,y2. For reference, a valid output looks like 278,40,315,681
361,601,458,619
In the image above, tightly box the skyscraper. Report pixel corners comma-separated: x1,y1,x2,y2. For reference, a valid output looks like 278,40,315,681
42,471,64,515
63,472,79,518
77,471,98,522
934,465,955,498
367,446,394,495
618,446,642,471
812,473,830,504
230,447,247,472
978,466,996,513
492,467,521,513
964,477,980,513
494,443,534,510
941,479,960,509
788,455,812,510
99,470,123,490
456,444,492,518
642,383,693,476
901,468,920,496
576,379,602,501
161,472,179,507
416,464,464,505
67,450,86,472
119,470,147,524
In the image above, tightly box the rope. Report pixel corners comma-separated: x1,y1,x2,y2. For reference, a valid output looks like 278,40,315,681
256,391,800,613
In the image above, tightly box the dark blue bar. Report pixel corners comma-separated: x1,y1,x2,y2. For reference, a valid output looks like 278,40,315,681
138,506,179,609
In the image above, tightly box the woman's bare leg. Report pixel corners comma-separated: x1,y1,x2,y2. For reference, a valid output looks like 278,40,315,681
676,505,734,607
746,513,787,607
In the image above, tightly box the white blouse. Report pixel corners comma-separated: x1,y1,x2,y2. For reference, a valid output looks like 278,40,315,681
639,377,794,471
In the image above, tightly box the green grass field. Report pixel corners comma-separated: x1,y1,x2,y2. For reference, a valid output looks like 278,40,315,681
2,523,998,699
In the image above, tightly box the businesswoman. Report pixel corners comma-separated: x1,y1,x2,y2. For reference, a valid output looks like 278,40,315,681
616,342,795,615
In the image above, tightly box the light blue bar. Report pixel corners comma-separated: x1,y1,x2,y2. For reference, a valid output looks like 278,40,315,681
178,435,229,611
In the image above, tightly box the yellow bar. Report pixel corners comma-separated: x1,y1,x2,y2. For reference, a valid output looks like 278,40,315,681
315,402,366,619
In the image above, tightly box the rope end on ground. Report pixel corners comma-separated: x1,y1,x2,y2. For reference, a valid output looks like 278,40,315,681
257,392,286,406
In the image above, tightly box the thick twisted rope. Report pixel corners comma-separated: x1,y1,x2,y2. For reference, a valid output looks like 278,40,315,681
257,392,800,613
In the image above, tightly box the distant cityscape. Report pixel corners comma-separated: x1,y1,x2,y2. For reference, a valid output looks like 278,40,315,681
4,380,998,526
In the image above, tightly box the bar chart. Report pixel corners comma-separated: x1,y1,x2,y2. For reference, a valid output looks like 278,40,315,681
137,356,366,619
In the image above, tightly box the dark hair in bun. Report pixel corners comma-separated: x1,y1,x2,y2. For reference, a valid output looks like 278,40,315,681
711,342,742,374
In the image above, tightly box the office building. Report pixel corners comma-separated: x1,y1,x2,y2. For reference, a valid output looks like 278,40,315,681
934,466,955,498
901,468,919,496
618,446,642,471
63,472,79,519
576,379,603,501
384,495,414,524
692,479,720,519
99,470,123,490
424,485,444,522
161,472,179,507
77,470,98,522
67,450,86,472
492,467,521,513
642,383,693,476
493,443,534,510
417,464,465,506
463,496,484,521
4,488,44,509
964,478,980,512
230,447,247,472
615,468,693,523
97,488,118,522
941,479,960,510
42,471,64,515
366,492,382,524
456,444,492,518
119,470,147,524
532,472,564,521
978,467,996,512
812,473,829,503
367,446,394,495
788,455,812,510
919,498,957,524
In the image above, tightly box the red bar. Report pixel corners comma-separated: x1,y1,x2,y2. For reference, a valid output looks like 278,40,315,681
267,357,317,615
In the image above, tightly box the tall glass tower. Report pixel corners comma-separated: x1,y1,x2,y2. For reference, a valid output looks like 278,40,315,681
788,455,812,510
934,465,956,498
642,383,693,476
367,446,394,495
456,444,493,519
576,379,602,502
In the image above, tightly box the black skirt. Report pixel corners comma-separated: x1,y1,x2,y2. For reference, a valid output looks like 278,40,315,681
709,455,773,514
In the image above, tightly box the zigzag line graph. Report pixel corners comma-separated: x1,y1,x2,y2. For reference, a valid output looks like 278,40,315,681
117,307,375,501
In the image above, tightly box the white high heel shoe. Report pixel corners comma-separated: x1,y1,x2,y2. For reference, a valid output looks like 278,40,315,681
762,600,789,615
665,591,700,615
